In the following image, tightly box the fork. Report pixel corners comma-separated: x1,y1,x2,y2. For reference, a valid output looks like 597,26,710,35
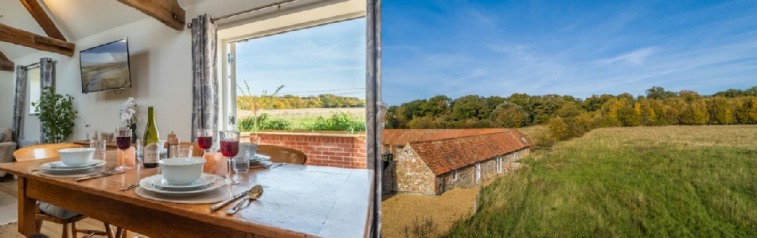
270,163,287,169
75,167,120,182
120,184,138,191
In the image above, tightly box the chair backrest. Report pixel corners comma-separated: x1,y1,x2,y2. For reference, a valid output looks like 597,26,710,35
257,145,307,164
13,143,83,161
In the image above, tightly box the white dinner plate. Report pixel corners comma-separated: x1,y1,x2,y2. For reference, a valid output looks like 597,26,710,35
148,174,217,191
134,186,229,204
42,160,100,169
139,174,224,197
39,160,106,174
249,153,271,162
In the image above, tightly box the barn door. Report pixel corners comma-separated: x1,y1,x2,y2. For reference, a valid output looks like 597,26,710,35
475,163,481,183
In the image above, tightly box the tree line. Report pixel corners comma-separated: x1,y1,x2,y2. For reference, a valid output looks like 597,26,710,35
237,94,365,111
385,86,757,144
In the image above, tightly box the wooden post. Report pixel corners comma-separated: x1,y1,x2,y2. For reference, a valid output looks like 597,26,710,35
17,177,39,235
0,23,75,56
19,0,67,41
117,0,185,31
0,51,13,72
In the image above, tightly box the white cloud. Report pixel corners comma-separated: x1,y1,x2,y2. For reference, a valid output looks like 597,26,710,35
597,47,656,66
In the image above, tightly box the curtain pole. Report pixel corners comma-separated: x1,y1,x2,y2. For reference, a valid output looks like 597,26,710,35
186,0,297,28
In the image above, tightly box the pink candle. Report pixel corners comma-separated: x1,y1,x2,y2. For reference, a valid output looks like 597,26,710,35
214,156,228,176
117,147,136,167
203,152,223,174
116,150,124,167
124,147,136,166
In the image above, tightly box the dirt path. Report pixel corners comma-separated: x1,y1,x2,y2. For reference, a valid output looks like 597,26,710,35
381,187,479,238
381,170,521,238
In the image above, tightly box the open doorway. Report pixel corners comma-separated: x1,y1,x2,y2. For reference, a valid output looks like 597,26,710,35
218,1,368,169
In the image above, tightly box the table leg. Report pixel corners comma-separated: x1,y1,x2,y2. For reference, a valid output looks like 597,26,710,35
17,177,38,235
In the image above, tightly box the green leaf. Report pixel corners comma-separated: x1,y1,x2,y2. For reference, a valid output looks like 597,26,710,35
34,86,77,143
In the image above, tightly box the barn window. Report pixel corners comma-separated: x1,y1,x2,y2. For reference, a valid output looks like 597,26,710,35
451,170,458,181
496,157,502,173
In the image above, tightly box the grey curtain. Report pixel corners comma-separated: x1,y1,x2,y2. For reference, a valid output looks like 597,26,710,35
366,0,382,237
11,65,28,144
39,58,54,143
190,14,219,142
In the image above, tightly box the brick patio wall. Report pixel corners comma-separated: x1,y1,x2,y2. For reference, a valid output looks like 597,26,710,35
242,132,366,169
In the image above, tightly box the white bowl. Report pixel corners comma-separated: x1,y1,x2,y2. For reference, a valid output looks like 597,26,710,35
158,157,205,185
58,148,95,166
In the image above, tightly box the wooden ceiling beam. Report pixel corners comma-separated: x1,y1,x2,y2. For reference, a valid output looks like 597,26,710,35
0,23,75,57
0,51,14,72
19,0,67,41
117,0,186,31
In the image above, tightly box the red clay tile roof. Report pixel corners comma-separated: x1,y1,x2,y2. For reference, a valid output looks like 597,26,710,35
407,129,530,175
382,128,506,146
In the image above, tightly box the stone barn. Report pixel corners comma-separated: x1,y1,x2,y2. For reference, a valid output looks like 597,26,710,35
382,129,531,195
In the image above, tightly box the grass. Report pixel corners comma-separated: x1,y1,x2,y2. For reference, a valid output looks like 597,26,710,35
447,125,757,237
237,108,365,131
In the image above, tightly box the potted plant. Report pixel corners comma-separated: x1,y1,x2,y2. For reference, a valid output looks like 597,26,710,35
32,86,78,143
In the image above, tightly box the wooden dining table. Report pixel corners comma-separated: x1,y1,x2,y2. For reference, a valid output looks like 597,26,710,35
0,154,372,237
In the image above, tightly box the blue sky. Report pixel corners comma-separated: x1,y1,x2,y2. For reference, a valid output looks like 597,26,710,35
235,18,366,98
383,0,757,105
80,39,128,66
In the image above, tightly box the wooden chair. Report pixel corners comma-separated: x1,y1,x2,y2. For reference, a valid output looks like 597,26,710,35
12,143,82,161
257,145,307,164
13,143,115,238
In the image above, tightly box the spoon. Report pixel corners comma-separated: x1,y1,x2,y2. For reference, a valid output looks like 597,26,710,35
226,185,264,215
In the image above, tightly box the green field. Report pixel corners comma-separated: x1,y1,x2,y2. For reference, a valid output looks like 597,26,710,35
447,125,757,237
237,108,365,131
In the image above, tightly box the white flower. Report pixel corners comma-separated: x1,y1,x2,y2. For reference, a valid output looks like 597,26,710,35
119,97,138,126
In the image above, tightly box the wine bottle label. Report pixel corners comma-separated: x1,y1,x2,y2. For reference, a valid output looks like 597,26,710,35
144,143,159,164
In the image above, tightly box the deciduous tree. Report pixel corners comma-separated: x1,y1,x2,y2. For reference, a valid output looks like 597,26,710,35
492,102,528,128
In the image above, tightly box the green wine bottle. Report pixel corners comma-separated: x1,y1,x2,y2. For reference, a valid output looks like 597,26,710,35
143,106,159,168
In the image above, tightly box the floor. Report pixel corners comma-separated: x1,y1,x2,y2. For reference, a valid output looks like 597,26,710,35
0,178,117,238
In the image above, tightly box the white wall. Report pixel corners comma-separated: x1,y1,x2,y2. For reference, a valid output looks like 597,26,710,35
0,0,365,142
0,71,14,129
11,17,192,142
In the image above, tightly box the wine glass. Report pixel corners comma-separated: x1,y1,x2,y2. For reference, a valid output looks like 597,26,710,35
219,130,240,184
115,126,132,171
195,129,213,155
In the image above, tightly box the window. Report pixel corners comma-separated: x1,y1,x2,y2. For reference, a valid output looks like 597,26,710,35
451,170,458,181
475,163,481,183
27,66,40,115
496,157,502,173
217,3,367,170
227,18,366,132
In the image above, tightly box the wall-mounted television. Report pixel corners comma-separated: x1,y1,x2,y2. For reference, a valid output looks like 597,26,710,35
79,38,132,94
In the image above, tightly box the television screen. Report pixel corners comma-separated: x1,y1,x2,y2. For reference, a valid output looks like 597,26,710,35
79,39,132,93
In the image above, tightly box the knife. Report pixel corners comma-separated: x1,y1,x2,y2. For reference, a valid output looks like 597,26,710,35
210,190,248,212
75,170,125,182
225,196,250,215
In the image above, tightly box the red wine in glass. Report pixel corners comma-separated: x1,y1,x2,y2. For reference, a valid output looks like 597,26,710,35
197,136,213,150
116,136,131,150
220,140,239,157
